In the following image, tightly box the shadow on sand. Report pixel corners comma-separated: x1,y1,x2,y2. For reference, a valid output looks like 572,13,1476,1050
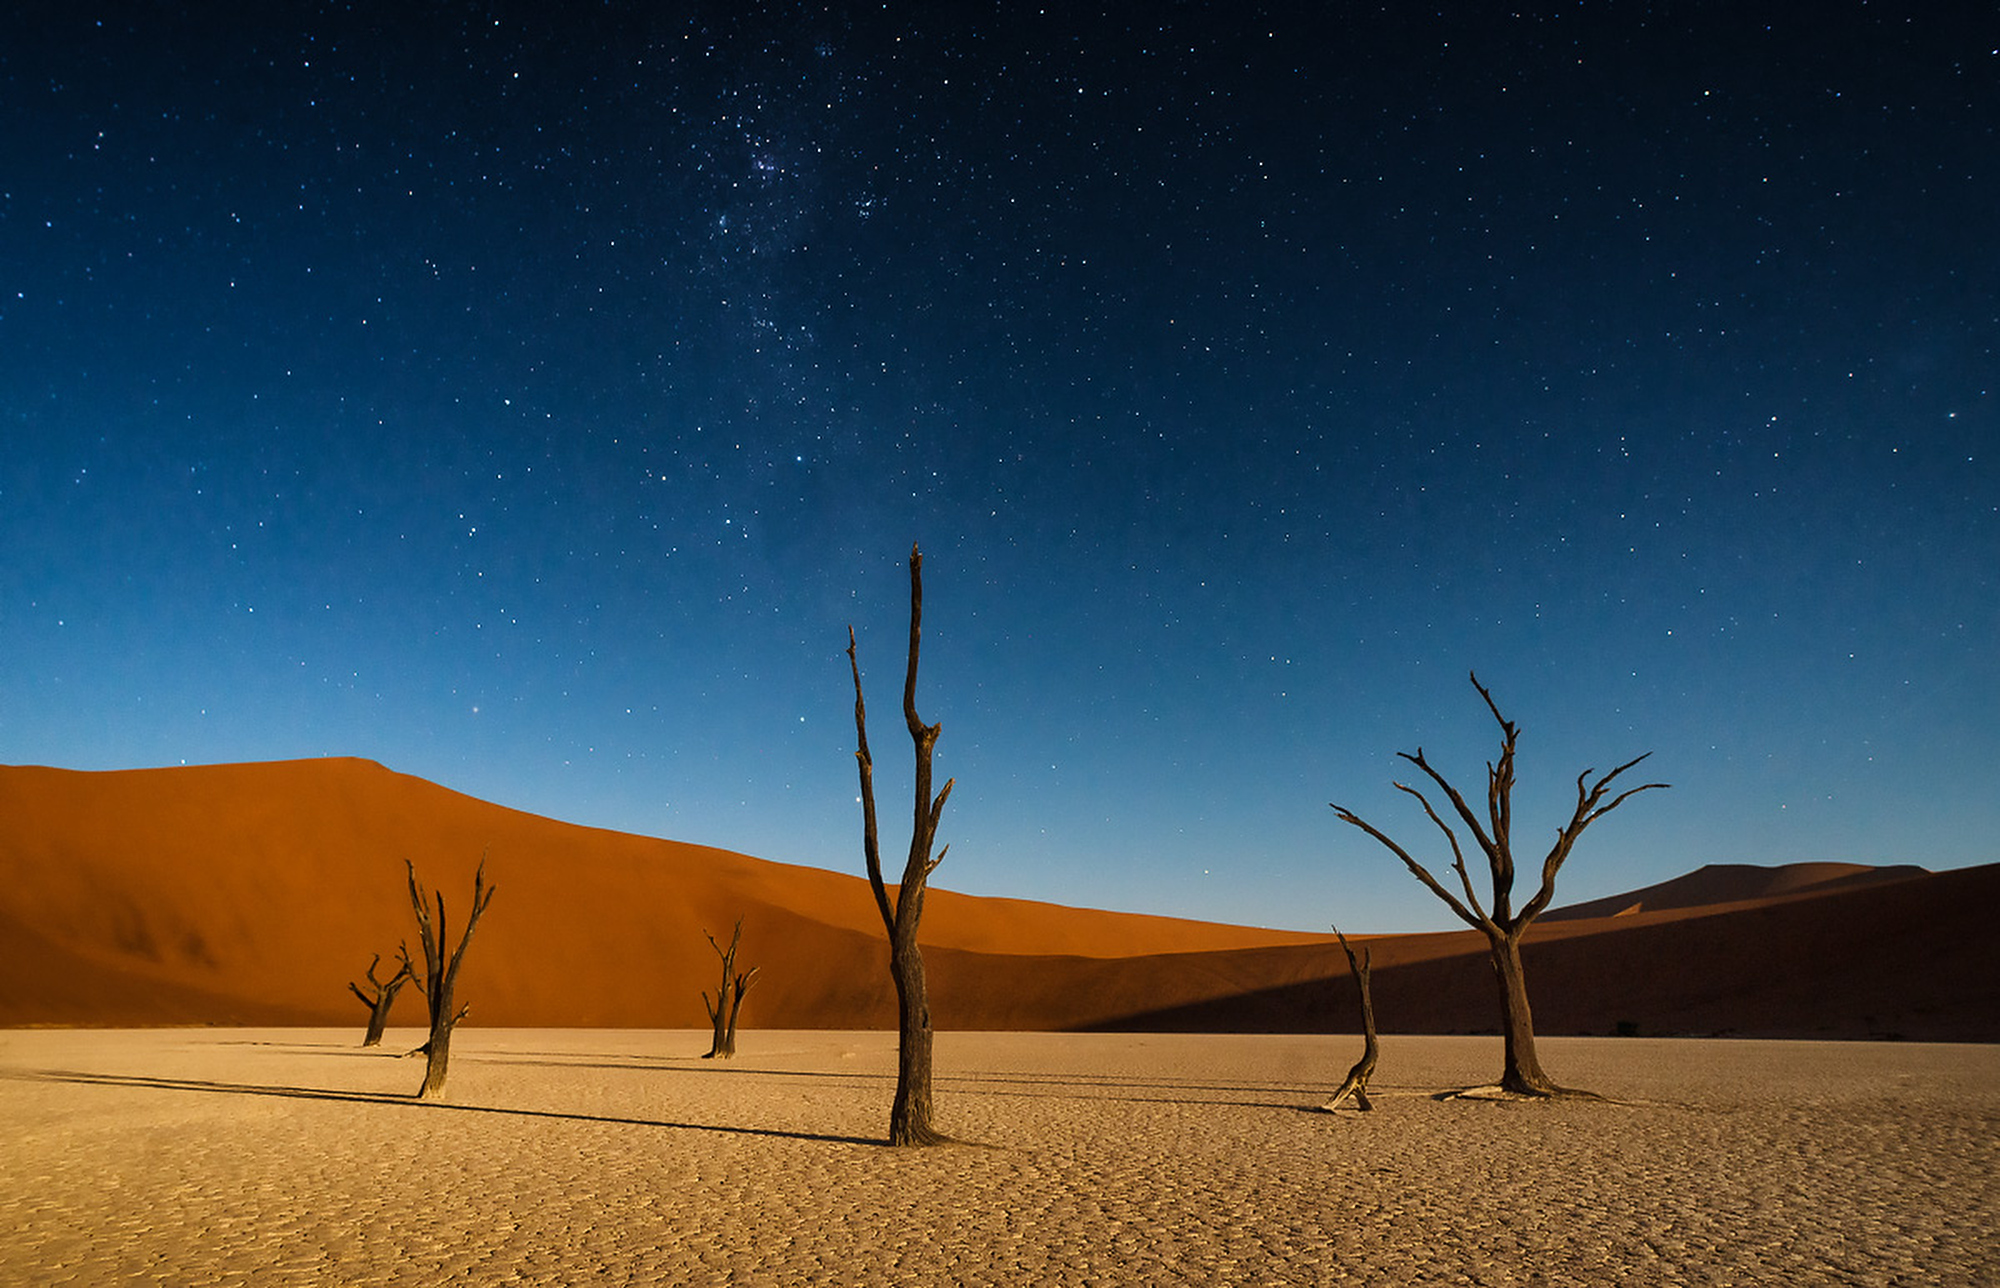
10,1068,883,1147
467,1054,1338,1110
12,1057,1344,1123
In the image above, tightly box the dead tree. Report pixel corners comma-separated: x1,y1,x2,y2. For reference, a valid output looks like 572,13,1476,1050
1320,926,1378,1112
346,950,413,1047
701,917,760,1059
1331,672,1665,1097
847,543,954,1146
405,857,496,1100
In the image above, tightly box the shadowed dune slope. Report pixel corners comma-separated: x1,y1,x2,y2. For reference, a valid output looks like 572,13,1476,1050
1,759,1993,1039
1540,860,1931,921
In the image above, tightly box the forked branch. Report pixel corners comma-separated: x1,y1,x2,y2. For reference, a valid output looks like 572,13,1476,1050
1331,802,1486,933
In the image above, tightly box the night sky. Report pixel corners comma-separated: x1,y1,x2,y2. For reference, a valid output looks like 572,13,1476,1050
4,5,1993,933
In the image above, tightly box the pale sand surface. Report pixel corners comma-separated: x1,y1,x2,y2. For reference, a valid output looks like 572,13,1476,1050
2,1029,1993,1286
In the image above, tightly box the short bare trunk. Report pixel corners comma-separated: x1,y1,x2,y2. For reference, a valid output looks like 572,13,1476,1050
888,941,943,1145
1321,928,1378,1112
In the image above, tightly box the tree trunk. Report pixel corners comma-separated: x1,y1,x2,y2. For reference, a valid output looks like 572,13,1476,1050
722,972,754,1056
1321,928,1378,1112
704,980,753,1059
420,1036,452,1098
887,938,942,1145
1491,930,1556,1095
704,993,731,1059
362,993,396,1047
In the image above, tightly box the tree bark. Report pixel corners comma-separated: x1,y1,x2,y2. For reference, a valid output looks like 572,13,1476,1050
848,543,954,1146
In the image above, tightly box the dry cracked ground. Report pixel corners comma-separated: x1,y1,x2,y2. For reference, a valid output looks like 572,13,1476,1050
2,1029,1994,1285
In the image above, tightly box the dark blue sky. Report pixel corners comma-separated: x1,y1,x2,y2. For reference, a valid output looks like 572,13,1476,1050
4,4,1993,931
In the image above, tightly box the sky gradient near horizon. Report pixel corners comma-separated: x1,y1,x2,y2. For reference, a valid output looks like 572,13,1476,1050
4,5,1994,932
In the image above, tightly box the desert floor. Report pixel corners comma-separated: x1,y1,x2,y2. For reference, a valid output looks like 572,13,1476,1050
1,1028,1993,1286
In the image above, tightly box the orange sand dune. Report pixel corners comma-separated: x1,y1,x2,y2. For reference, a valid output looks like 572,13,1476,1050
1,758,1993,1039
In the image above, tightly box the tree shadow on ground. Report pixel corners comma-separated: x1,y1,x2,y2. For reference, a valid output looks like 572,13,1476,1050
466,1055,1350,1110
465,1053,1343,1106
10,1068,881,1146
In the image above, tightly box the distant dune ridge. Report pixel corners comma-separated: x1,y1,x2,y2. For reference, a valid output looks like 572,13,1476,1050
0,758,1993,1039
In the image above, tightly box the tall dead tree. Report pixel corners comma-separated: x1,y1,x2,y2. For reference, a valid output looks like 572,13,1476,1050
1331,672,1665,1097
405,857,496,1100
847,543,954,1146
346,950,413,1047
1319,926,1378,1112
701,918,760,1059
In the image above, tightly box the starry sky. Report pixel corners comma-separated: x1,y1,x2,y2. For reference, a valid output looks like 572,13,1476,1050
3,4,1994,933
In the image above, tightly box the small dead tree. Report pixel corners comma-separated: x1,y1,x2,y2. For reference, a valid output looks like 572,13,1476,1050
847,543,954,1146
346,950,413,1047
405,857,496,1100
1320,926,1378,1112
1331,672,1665,1097
701,918,760,1059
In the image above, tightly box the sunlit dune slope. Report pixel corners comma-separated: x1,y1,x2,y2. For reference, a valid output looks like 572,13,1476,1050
0,758,1323,1030
1,758,1992,1039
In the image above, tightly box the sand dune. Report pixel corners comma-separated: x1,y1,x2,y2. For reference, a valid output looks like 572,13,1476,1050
1,758,1993,1039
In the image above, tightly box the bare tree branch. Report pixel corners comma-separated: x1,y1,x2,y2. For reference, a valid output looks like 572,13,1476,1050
1393,778,1491,925
1516,753,1668,923
347,953,384,1010
1331,803,1484,932
848,626,896,936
